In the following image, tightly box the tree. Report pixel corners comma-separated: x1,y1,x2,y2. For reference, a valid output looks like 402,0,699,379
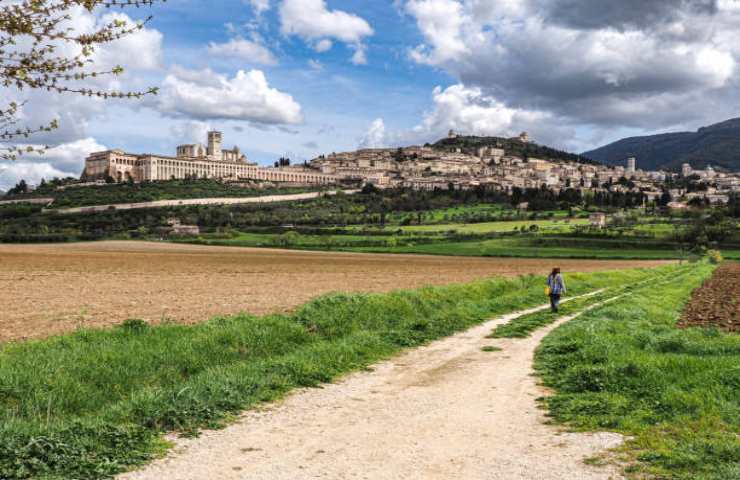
7,178,28,195
1,0,161,160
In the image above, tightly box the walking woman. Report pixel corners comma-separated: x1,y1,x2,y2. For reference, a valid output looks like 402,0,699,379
547,268,566,313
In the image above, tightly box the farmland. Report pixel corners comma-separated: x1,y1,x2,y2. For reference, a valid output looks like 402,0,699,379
678,262,739,331
0,261,689,480
0,184,737,480
0,241,672,343
2,186,738,261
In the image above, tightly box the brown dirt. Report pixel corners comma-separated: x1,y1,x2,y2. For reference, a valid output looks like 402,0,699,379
678,262,740,332
0,241,672,342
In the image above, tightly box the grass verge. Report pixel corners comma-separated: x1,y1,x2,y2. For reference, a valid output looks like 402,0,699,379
534,262,740,479
0,265,678,479
489,265,697,339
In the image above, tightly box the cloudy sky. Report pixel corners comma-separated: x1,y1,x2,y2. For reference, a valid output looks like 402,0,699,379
2,0,740,189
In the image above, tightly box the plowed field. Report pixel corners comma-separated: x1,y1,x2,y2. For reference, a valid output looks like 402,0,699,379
1,241,673,342
679,262,739,332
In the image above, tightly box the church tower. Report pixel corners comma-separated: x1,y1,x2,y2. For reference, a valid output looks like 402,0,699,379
207,131,223,161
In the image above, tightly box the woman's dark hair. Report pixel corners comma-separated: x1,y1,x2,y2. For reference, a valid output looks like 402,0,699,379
551,267,561,277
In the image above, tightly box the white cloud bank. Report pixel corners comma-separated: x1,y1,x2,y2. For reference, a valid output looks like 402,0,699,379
1,138,107,190
402,0,740,135
156,67,303,125
279,0,373,64
359,84,559,149
208,37,278,65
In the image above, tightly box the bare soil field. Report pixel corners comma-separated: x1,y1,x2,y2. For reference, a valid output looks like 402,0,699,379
0,241,672,342
679,262,739,331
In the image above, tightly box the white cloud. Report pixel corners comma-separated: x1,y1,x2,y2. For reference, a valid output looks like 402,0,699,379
314,39,333,53
405,0,470,65
358,84,558,149
95,12,164,71
415,84,548,138
279,0,373,63
170,121,213,144
0,162,75,190
403,0,740,133
208,37,278,65
0,138,107,189
156,67,303,125
247,0,270,14
359,118,387,148
351,44,368,65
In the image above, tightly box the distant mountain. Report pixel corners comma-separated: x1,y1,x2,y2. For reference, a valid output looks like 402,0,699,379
583,118,740,172
433,135,600,166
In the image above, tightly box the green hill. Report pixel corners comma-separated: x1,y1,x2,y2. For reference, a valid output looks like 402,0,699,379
433,135,600,166
583,118,740,172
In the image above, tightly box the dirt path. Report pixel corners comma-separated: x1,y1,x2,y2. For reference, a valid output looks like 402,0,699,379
121,296,624,480
49,189,359,214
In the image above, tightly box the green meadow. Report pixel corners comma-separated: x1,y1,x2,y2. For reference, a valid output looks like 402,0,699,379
535,262,738,479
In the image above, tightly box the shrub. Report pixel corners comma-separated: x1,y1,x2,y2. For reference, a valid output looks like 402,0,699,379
706,249,723,264
120,319,150,333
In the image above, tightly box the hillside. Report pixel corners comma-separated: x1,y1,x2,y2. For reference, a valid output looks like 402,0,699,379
433,136,600,165
583,118,740,172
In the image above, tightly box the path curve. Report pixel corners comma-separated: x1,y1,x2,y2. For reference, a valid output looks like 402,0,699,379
121,297,624,480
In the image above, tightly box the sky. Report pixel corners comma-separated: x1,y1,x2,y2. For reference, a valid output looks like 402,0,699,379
2,0,740,189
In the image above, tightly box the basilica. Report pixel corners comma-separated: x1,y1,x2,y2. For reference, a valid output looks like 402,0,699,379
82,131,338,185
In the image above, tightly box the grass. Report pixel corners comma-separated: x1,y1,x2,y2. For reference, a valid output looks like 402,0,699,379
15,180,326,209
481,346,503,352
489,290,617,339
184,229,722,260
397,218,589,234
0,265,680,480
489,266,699,338
183,228,740,261
348,238,699,260
534,262,740,479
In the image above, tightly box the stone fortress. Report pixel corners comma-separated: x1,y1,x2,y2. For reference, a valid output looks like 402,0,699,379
83,131,338,185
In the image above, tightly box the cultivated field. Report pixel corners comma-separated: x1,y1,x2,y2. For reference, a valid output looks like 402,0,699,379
0,241,673,342
679,262,739,331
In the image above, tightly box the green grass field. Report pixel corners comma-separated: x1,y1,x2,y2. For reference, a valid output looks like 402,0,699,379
185,230,740,260
348,238,738,260
535,262,739,480
0,265,679,480
397,218,589,234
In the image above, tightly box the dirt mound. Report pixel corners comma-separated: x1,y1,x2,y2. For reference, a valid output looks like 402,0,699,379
679,263,739,332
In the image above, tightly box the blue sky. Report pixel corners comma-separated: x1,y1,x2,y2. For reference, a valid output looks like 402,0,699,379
2,0,740,189
90,0,452,163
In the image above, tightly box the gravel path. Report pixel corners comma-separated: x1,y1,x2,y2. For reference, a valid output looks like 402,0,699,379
121,296,624,480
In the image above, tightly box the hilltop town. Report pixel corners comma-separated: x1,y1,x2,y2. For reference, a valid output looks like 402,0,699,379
3,130,738,209
307,131,739,206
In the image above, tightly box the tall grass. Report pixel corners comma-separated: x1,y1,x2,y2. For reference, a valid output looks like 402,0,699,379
535,262,739,479
0,264,682,479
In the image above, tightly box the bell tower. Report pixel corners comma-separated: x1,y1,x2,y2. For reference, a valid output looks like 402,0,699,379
207,131,223,161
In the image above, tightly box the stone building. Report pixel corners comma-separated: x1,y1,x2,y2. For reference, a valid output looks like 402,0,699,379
627,157,636,174
83,131,338,186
